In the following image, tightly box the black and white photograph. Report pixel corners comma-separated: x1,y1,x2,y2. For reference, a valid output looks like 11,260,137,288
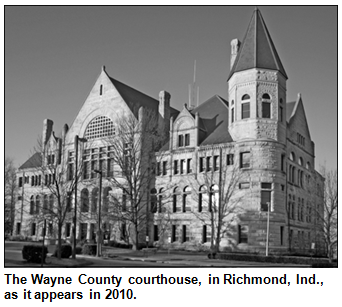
4,5,337,271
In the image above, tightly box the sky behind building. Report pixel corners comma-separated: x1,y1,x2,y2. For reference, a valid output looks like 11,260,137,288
5,6,337,171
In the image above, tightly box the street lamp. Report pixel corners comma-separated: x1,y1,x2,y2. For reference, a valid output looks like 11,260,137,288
72,135,87,259
93,169,102,257
266,201,270,256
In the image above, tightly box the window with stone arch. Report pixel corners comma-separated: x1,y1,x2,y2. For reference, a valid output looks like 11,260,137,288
262,93,271,118
84,116,115,140
290,152,295,161
241,94,250,119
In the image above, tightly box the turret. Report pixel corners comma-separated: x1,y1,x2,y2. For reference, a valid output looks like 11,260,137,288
228,8,287,144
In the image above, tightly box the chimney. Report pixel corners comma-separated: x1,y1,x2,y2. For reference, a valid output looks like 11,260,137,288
42,119,53,148
159,91,171,134
62,124,69,142
230,39,241,69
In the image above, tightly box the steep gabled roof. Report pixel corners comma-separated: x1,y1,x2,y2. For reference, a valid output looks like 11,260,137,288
228,8,287,80
109,77,159,117
191,95,233,145
109,76,179,119
19,152,42,170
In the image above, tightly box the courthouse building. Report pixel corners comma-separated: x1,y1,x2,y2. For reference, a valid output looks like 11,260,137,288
14,8,324,254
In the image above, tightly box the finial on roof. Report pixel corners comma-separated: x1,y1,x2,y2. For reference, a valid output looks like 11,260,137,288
102,65,106,72
254,6,258,11
298,93,302,99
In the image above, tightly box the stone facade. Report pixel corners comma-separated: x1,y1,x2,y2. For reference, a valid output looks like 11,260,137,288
13,9,325,255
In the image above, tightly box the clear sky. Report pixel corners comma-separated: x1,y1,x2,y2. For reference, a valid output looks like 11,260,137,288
4,5,337,171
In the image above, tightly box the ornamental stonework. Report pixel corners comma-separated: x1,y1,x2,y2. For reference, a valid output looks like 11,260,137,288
256,70,278,81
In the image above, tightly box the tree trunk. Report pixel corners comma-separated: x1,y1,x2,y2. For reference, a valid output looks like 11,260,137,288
57,222,62,259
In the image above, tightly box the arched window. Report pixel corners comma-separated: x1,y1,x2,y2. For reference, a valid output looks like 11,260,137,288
150,188,157,213
306,162,311,170
173,187,179,213
209,185,219,212
30,196,35,215
182,186,191,212
241,94,250,119
81,189,89,213
298,157,303,166
91,188,98,213
103,187,112,213
84,116,115,140
262,93,271,118
35,195,40,214
290,152,295,161
198,185,207,212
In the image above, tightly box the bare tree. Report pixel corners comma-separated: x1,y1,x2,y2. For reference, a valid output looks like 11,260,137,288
190,148,244,253
105,108,166,250
317,167,337,259
5,157,17,236
26,136,85,259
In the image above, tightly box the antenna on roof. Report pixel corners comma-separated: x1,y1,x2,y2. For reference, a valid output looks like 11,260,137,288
188,60,198,110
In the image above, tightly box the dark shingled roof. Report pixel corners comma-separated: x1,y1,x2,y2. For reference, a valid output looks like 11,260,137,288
109,77,179,118
19,152,42,170
191,95,233,145
228,8,287,80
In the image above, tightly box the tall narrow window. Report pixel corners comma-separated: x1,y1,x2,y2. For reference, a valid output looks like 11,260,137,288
100,84,103,95
206,157,212,171
162,161,167,175
238,225,248,243
198,185,206,212
199,157,205,172
202,225,207,243
30,196,34,215
227,154,234,165
154,225,159,241
91,188,98,213
185,134,190,146
214,155,219,171
187,158,192,173
182,225,187,243
174,160,178,175
178,135,184,147
262,94,271,118
173,187,179,213
157,162,161,176
183,186,191,212
280,226,284,245
261,182,272,212
180,159,185,174
231,107,235,123
171,225,177,242
241,94,250,119
281,154,285,172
